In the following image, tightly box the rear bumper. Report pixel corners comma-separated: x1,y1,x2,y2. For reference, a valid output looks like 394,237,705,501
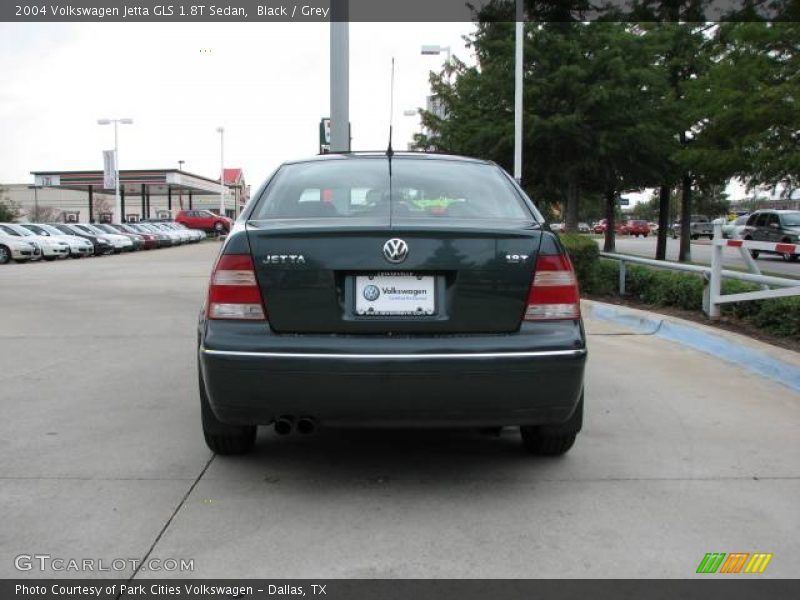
199,321,587,427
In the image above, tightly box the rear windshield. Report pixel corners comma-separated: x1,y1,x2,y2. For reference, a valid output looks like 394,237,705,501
250,158,535,223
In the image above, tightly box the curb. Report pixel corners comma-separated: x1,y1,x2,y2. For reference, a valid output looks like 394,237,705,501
583,299,800,394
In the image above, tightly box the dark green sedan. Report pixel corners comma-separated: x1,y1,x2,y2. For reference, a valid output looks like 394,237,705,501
198,153,586,456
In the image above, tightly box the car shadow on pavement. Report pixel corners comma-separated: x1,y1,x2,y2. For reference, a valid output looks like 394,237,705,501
204,427,569,487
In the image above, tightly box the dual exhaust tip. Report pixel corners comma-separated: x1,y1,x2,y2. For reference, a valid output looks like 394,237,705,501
274,416,316,436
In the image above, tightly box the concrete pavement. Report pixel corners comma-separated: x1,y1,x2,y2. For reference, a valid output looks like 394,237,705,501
1,242,798,579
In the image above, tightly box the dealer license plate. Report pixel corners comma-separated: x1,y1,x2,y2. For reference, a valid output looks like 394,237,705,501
355,273,436,316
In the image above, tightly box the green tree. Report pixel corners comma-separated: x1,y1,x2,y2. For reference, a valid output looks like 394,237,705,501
412,2,792,260
693,21,800,197
414,19,674,250
0,186,22,222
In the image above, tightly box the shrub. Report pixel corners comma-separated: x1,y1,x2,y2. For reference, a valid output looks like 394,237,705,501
559,233,599,290
720,280,761,320
749,297,800,338
555,234,800,339
639,271,704,310
588,260,620,296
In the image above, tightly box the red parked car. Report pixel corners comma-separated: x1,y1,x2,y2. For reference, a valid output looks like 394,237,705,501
593,219,628,235
625,220,651,237
175,210,232,234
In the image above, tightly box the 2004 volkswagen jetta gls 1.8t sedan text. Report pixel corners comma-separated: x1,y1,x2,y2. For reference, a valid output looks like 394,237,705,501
198,153,586,456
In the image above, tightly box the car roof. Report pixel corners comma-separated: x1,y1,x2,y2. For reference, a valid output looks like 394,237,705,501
754,209,800,214
281,151,493,167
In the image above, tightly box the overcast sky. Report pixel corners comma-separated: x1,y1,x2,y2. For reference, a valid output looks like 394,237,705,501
0,22,473,186
1,21,754,205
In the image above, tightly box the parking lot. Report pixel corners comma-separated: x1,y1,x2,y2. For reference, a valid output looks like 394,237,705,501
1,241,799,579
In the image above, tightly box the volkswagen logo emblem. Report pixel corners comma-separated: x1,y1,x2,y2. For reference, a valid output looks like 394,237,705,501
383,238,409,263
363,284,381,302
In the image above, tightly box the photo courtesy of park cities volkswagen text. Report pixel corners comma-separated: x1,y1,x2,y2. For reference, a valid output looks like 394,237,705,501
0,1,798,599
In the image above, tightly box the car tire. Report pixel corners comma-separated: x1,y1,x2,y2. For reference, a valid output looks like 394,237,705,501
199,366,256,455
0,245,10,265
750,250,760,259
520,391,583,456
43,255,56,262
214,221,225,235
691,234,699,240
707,234,714,240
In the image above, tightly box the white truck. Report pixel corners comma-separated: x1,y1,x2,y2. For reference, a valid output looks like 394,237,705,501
671,214,714,240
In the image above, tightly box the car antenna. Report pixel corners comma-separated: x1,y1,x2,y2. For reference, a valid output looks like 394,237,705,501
388,57,395,227
387,57,395,162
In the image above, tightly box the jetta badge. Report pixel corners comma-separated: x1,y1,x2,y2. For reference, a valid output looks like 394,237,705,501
383,238,409,263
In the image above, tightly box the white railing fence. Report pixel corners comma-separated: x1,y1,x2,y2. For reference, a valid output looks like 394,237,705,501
599,220,800,319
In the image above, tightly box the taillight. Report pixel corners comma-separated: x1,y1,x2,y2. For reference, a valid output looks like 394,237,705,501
524,255,580,321
207,254,266,321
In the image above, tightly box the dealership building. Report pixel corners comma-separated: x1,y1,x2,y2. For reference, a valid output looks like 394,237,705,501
1,168,249,223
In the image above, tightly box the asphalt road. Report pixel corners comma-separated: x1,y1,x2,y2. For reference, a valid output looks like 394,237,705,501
600,235,800,278
1,242,798,579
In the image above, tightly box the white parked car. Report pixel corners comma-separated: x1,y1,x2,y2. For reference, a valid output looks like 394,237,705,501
169,222,205,242
18,223,94,258
71,223,134,253
0,223,69,261
147,223,185,245
158,222,193,243
722,214,750,239
0,232,40,264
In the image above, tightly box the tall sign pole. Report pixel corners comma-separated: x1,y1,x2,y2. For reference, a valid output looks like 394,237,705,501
330,0,350,152
114,120,121,221
513,0,524,183
97,117,132,222
217,127,225,217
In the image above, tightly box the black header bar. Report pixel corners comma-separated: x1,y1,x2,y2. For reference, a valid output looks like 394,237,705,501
2,1,795,23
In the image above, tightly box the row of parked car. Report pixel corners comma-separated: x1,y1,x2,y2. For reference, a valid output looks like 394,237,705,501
0,220,206,264
551,220,657,236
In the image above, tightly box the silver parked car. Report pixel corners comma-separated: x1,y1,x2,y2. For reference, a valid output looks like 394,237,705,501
0,232,39,264
17,223,94,258
0,223,70,261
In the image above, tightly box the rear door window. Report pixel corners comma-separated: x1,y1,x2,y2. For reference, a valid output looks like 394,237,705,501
780,213,800,227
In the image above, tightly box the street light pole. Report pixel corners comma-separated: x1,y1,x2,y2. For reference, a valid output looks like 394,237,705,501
97,117,133,222
514,0,523,183
330,0,350,152
217,127,225,217
420,44,454,128
421,44,451,65
178,160,185,210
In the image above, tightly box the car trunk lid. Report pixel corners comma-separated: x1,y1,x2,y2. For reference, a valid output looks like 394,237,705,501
246,220,542,334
